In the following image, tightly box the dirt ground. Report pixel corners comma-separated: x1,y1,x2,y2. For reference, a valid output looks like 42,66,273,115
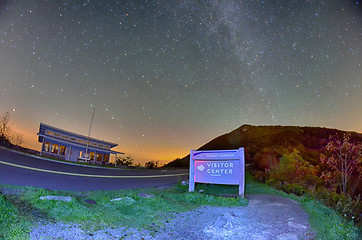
30,194,316,240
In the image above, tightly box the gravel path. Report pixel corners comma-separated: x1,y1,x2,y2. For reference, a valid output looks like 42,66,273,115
30,194,316,240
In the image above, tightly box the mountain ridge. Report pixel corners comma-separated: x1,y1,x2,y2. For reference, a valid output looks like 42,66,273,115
166,124,362,169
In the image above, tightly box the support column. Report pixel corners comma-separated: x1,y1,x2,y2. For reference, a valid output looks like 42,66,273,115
40,138,45,156
69,146,72,161
239,147,245,198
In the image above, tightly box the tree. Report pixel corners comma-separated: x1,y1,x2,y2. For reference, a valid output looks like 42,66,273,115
0,112,9,140
9,131,24,146
0,112,24,147
116,155,134,166
320,134,362,194
145,160,159,169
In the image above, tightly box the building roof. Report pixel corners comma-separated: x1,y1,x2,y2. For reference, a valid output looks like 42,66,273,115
38,123,118,148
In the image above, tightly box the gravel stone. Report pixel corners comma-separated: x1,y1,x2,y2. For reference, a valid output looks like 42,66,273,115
138,193,156,198
39,196,72,202
110,196,135,205
277,233,299,240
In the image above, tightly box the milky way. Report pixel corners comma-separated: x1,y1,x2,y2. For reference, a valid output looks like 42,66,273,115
0,0,361,164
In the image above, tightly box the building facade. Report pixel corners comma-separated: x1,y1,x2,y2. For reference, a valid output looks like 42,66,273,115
37,123,123,164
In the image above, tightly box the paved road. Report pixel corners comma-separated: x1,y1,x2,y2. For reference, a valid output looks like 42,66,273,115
0,147,188,191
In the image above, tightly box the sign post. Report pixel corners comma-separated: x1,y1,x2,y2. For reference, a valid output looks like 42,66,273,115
189,148,245,197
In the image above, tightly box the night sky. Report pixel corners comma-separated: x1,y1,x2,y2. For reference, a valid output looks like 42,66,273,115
0,0,361,165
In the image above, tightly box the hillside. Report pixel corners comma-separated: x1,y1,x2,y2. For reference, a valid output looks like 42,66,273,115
166,125,362,171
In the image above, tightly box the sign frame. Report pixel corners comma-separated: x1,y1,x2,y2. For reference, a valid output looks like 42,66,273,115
189,148,245,198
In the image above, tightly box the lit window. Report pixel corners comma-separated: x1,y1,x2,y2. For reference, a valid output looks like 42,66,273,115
97,153,103,161
70,138,76,141
62,136,69,139
43,142,51,152
103,154,109,162
54,133,61,137
51,144,59,154
90,152,95,160
59,146,66,155
46,131,53,135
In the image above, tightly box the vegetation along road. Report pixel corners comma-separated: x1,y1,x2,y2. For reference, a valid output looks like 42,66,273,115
0,147,188,191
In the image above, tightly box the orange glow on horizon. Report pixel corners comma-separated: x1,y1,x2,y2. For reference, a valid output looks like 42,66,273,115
11,124,191,165
8,120,362,167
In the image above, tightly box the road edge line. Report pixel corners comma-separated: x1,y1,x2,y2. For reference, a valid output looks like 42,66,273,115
0,160,188,178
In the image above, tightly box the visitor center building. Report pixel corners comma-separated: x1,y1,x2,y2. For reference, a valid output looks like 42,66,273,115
37,123,123,164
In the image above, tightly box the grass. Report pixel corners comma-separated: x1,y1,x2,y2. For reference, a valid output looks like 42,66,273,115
0,173,360,239
23,186,246,227
0,182,247,239
0,193,31,239
297,197,360,240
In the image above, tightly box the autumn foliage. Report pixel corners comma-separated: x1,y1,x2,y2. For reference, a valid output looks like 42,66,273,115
320,133,362,194
166,125,362,224
269,149,319,187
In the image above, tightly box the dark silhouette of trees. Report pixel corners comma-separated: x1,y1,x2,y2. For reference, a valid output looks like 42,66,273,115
145,161,159,169
0,112,9,140
116,155,134,166
0,112,24,146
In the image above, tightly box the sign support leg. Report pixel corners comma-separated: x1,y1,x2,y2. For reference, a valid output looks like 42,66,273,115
239,147,245,198
189,150,195,192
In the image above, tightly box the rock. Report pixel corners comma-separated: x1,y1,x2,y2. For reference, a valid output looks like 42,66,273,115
251,235,268,240
277,233,299,240
156,185,174,190
39,196,72,202
288,220,307,229
83,199,97,205
303,231,317,240
110,197,135,205
137,193,155,198
267,203,287,207
181,181,188,186
204,212,242,237
248,199,261,205
0,188,23,196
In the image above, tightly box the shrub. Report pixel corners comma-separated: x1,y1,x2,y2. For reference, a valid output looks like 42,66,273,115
265,178,283,191
266,149,320,191
290,184,306,196
312,188,362,224
253,147,280,170
252,170,267,182
271,149,319,185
